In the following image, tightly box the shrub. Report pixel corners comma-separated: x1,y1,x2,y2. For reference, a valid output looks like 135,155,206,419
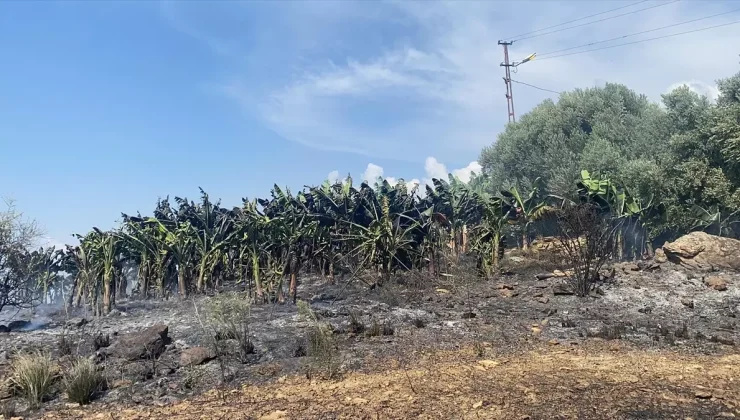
555,204,616,297
58,331,73,356
207,293,254,363
366,319,394,337
64,358,106,405
348,311,365,334
10,351,58,408
93,332,110,350
298,300,340,379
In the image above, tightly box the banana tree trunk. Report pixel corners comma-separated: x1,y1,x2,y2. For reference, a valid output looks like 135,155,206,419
461,225,468,253
74,278,84,308
252,251,264,301
289,272,297,303
492,231,501,271
178,268,188,299
67,276,78,308
521,227,529,250
103,270,112,315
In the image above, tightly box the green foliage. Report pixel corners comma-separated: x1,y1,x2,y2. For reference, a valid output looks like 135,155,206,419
480,70,740,241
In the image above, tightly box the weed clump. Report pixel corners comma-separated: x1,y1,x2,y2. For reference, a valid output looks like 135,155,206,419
10,351,58,409
366,319,394,337
58,331,73,356
298,300,340,379
348,311,365,334
207,293,254,363
64,358,106,405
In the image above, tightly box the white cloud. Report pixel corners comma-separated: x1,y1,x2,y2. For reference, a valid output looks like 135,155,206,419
452,161,482,183
362,163,384,183
424,157,448,180
40,236,69,250
666,80,720,102
359,158,479,192
327,170,340,184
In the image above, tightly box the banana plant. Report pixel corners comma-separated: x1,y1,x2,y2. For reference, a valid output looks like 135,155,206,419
469,194,510,276
690,205,740,237
144,218,196,298
500,177,551,250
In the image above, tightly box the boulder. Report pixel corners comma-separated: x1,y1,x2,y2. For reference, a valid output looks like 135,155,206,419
179,346,216,367
7,320,30,331
654,248,668,263
66,317,88,328
704,275,730,291
0,325,8,333
661,232,740,271
552,283,574,295
106,323,170,361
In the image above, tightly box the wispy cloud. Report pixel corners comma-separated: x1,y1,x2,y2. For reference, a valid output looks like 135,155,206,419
161,1,740,162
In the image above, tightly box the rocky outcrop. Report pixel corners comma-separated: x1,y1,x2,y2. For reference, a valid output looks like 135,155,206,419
180,346,216,367
661,232,740,271
106,323,170,361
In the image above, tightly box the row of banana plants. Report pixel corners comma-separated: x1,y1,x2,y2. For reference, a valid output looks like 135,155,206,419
14,171,674,314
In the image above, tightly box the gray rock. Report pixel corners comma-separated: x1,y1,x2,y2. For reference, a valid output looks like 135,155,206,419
552,283,574,295
105,323,170,361
66,317,88,328
179,346,216,367
7,320,30,331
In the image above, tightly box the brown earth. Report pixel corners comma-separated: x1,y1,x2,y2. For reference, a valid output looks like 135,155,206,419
41,341,740,420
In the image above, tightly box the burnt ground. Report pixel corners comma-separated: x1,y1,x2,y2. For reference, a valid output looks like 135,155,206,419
1,254,739,419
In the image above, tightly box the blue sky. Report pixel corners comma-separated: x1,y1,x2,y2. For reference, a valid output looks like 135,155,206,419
2,1,739,247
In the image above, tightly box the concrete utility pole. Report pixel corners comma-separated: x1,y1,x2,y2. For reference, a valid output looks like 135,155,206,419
498,40,516,123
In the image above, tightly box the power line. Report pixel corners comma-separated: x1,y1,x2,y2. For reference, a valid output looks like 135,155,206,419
511,79,562,95
505,0,649,40
537,8,740,58
536,19,740,61
513,0,681,42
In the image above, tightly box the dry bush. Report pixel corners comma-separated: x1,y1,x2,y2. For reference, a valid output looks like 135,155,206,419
93,332,110,350
366,319,394,337
10,351,58,408
181,365,204,390
57,331,73,356
64,358,106,405
556,204,617,297
348,311,365,334
207,293,254,363
298,300,340,379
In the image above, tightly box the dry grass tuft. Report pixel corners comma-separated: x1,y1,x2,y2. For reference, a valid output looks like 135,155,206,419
10,351,58,408
298,300,341,379
64,358,106,405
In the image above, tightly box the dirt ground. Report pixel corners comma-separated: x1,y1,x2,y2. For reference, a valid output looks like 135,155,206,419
41,342,740,419
1,254,739,419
